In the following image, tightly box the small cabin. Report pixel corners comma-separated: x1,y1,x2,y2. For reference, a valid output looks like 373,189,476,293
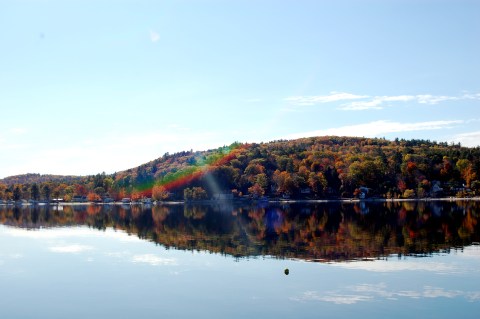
72,196,87,202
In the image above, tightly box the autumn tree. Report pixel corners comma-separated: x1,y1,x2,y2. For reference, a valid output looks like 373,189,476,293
248,183,265,198
456,159,477,187
184,187,208,200
0,183,7,200
75,184,88,197
87,192,101,202
272,170,296,196
152,185,170,201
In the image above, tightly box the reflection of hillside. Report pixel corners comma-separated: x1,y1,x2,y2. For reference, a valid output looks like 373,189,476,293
1,201,479,261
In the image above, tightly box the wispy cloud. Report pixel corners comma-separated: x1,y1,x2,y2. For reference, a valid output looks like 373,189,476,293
285,91,480,110
285,92,368,106
340,94,462,110
150,30,160,43
341,95,416,110
286,119,462,140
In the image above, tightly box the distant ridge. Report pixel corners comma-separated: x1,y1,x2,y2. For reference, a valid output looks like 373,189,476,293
0,173,83,185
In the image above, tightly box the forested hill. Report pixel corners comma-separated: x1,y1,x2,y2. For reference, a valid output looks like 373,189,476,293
0,173,83,185
1,136,480,201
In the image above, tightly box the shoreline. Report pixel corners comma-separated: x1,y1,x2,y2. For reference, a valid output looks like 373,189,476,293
1,196,479,207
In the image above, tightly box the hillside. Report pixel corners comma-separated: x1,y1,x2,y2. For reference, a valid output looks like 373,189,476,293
1,136,480,201
0,173,83,185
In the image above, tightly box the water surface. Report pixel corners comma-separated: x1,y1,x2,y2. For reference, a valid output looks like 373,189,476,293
1,201,479,318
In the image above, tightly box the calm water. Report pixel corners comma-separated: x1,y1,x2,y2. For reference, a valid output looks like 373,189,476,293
1,201,479,318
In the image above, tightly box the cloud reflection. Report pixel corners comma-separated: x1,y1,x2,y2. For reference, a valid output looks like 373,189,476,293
458,245,480,259
4,227,141,242
291,291,372,304
49,245,93,253
132,254,177,266
329,259,457,274
292,283,480,304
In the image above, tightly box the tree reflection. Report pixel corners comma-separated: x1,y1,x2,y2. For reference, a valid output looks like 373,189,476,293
1,201,479,261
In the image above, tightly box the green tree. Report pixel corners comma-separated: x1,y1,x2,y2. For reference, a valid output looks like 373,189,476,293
103,177,114,192
13,186,22,201
192,187,208,200
184,188,193,201
30,183,40,201
42,184,51,201
471,180,480,196
308,172,327,196
255,173,268,190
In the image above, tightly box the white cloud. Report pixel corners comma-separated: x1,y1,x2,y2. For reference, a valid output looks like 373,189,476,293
452,131,480,147
340,94,462,110
340,99,383,110
286,91,480,110
150,30,160,43
416,94,458,104
132,254,177,266
340,95,416,110
49,244,93,253
285,92,369,106
462,93,480,100
286,119,462,140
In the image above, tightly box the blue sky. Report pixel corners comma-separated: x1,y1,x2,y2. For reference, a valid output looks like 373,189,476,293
1,0,479,178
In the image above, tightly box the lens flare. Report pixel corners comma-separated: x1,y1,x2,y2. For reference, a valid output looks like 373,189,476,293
133,143,247,196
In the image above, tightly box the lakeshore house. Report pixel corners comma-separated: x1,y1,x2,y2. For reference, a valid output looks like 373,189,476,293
72,196,87,203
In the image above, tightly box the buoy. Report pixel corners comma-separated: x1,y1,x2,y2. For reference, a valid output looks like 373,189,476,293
284,268,289,275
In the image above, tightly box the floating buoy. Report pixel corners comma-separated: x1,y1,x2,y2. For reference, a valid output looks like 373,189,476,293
284,268,289,275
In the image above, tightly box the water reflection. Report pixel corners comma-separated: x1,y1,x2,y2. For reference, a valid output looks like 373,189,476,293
1,200,479,261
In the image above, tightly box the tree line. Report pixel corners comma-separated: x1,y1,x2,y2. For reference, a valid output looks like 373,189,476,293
1,136,480,202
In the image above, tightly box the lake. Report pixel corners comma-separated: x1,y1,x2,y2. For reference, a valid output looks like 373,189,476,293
1,200,479,318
